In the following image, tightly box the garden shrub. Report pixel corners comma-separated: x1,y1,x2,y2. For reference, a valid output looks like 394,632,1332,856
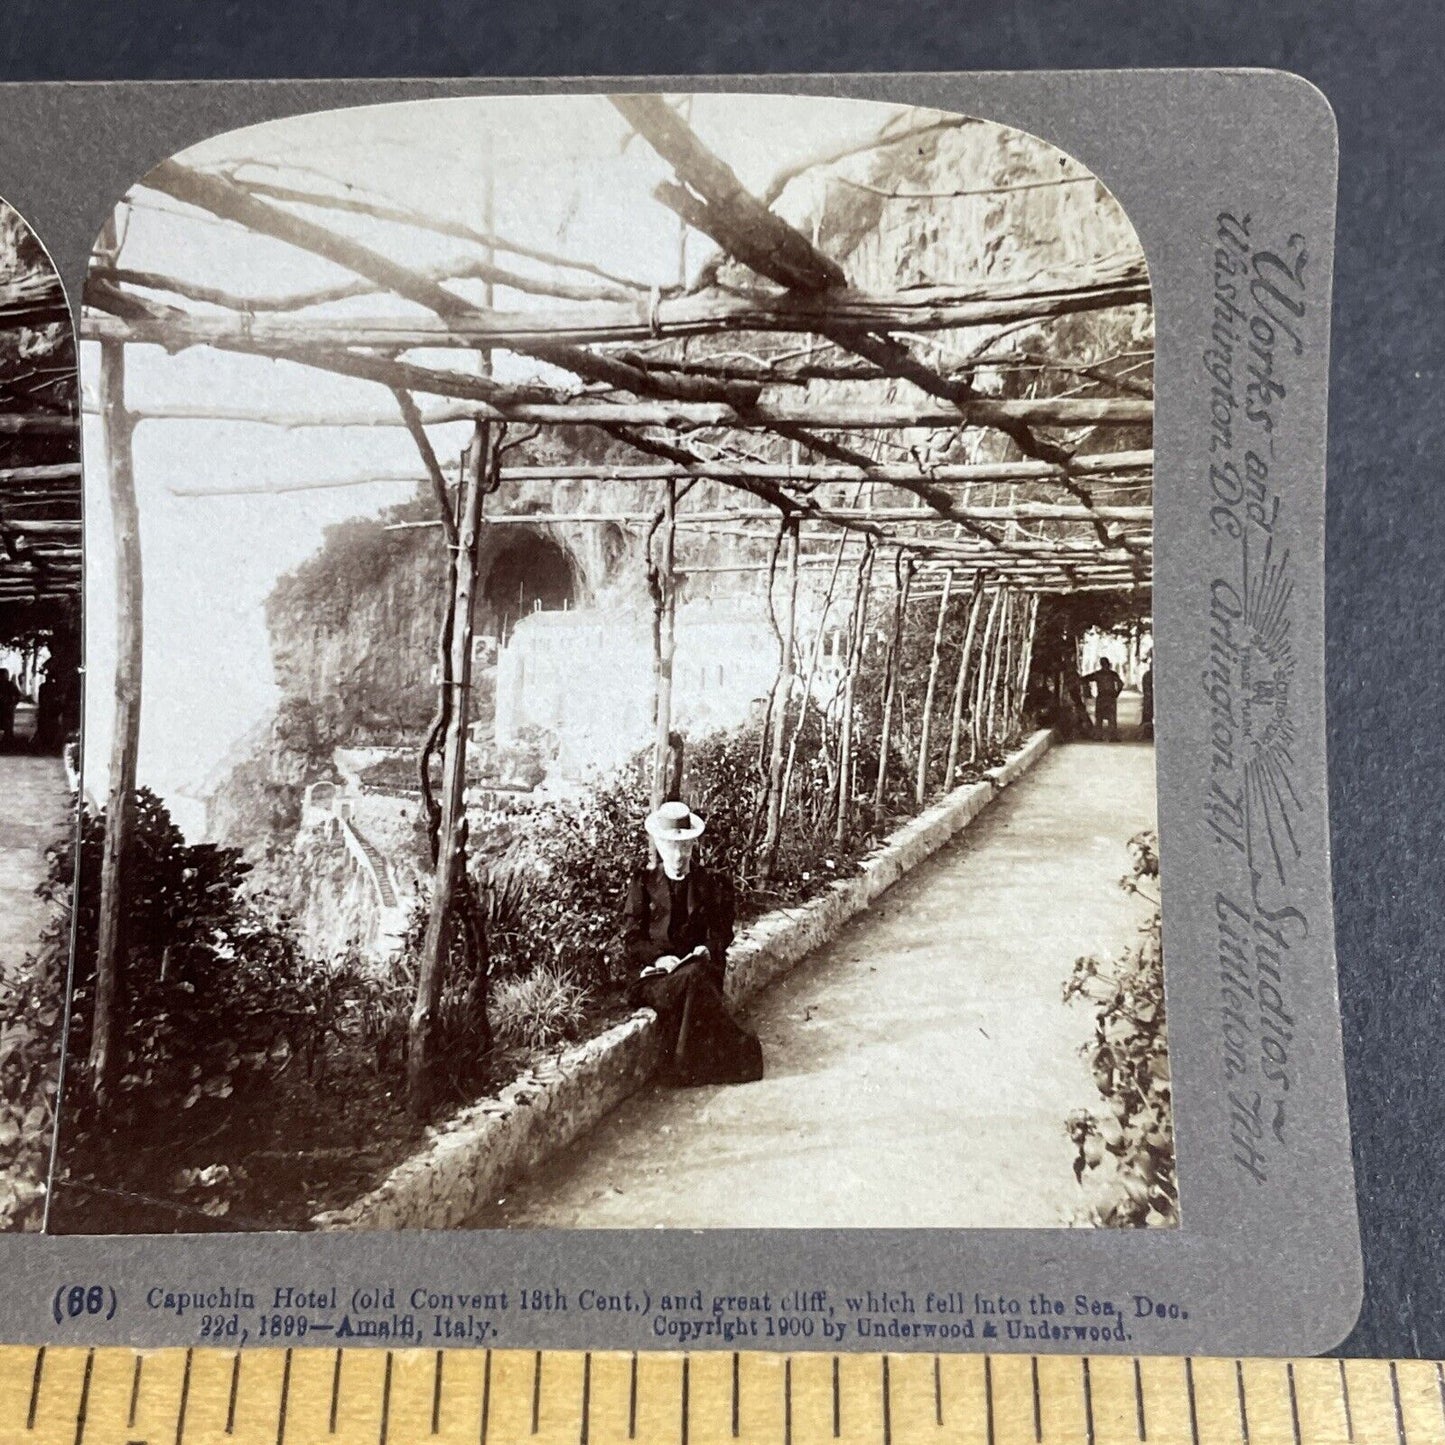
0,855,68,1232
490,965,591,1051
1063,830,1176,1227
60,791,375,1139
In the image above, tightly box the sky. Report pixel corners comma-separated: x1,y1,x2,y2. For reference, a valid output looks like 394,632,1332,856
80,92,949,819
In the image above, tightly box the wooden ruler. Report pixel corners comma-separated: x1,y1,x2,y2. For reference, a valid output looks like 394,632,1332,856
2,1346,1442,1444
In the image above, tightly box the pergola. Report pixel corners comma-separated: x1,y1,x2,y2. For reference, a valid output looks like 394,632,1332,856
78,95,1153,1114
0,254,81,626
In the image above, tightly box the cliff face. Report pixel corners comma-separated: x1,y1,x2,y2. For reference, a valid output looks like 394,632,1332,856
268,514,449,743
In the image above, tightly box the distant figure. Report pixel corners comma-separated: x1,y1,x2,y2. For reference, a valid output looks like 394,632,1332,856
1084,657,1124,740
1141,663,1154,739
34,671,59,753
1062,666,1093,739
0,668,20,748
625,799,763,1087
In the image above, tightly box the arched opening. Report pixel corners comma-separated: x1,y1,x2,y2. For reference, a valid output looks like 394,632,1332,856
484,531,577,642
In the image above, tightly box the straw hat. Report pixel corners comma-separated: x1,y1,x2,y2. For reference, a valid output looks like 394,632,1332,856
645,799,706,842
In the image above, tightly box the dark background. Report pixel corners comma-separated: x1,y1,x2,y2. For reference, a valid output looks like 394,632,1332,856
3,0,1439,1360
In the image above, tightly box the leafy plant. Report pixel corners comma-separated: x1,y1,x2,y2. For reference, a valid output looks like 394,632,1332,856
490,964,591,1051
1063,830,1175,1227
61,790,316,1138
0,861,68,1232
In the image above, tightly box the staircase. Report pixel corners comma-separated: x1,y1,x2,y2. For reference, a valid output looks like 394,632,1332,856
337,816,408,954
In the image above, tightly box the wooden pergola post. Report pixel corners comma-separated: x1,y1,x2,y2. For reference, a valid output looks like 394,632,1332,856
984,587,1014,747
943,574,986,788
970,587,1004,760
650,480,678,814
873,555,912,808
779,529,848,836
835,543,874,846
760,521,799,878
1015,593,1041,731
914,569,952,805
408,423,489,1119
90,334,141,1105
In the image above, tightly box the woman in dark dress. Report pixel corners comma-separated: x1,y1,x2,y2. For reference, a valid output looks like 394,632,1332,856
624,800,763,1087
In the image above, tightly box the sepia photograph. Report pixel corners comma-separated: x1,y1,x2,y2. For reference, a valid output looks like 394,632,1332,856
55,92,1166,1234
0,194,81,1231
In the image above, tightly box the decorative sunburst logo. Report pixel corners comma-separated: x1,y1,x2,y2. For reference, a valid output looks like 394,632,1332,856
1239,531,1301,893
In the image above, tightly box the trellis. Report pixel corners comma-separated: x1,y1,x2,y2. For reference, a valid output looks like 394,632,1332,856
0,258,80,618
78,95,1154,1115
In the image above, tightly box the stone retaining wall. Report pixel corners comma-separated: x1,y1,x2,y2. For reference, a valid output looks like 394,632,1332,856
312,728,1053,1231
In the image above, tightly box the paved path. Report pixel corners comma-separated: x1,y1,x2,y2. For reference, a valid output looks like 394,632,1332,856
0,753,70,977
472,740,1157,1230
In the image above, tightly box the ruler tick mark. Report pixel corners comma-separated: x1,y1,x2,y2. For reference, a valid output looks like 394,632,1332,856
1338,1358,1353,1442
628,1352,638,1440
27,1345,45,1430
175,1348,193,1445
734,1353,742,1439
379,1352,393,1445
881,1355,892,1445
328,1349,342,1435
1286,1362,1302,1445
984,1356,995,1445
432,1350,443,1435
1082,1357,1096,1445
1236,1360,1250,1445
1030,1356,1041,1442
934,1354,943,1428
227,1352,242,1435
273,1348,289,1445
1134,1357,1147,1441
782,1358,790,1445
128,1355,144,1430
480,1350,492,1445
73,1348,94,1445
532,1350,542,1435
683,1355,692,1445
1184,1357,1199,1445
1390,1361,1407,1445
580,1352,591,1445
831,1355,839,1439
1436,1361,1445,1429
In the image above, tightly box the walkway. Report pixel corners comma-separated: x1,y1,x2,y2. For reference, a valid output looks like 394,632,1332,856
0,753,70,976
471,740,1157,1230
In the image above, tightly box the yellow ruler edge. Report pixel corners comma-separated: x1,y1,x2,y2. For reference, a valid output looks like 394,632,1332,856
1,1345,1440,1445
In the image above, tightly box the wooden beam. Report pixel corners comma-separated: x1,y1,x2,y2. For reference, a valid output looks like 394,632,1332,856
83,289,1151,435
649,480,679,812
80,264,1148,352
83,378,1148,431
408,424,489,1119
945,576,987,786
612,94,845,292
915,570,952,805
89,400,481,430
0,463,82,485
874,556,913,806
381,503,1153,528
0,413,75,436
90,332,141,1107
760,522,800,877
0,524,84,541
165,449,1152,496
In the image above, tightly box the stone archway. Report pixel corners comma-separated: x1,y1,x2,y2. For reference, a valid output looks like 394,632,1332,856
483,530,578,641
